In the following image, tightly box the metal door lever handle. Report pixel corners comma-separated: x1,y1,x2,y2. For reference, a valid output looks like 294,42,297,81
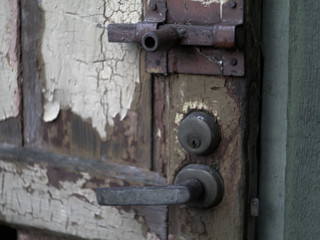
96,179,203,206
96,164,224,208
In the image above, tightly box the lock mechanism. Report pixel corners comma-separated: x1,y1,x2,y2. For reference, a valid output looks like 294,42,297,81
96,164,224,208
107,0,244,76
178,111,221,155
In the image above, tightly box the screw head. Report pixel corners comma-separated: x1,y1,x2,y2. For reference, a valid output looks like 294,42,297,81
178,29,187,36
230,58,238,66
229,1,237,8
150,3,157,11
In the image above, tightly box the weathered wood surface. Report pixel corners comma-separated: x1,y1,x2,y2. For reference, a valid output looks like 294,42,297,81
1,0,164,239
21,0,152,169
166,76,247,240
0,0,22,146
0,0,262,239
153,77,169,174
162,0,261,239
18,229,74,240
0,144,166,240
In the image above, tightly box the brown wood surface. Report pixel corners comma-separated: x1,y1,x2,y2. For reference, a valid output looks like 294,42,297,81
0,118,22,146
166,76,247,240
161,0,261,239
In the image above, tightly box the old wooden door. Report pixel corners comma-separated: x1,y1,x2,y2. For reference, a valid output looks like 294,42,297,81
0,0,261,239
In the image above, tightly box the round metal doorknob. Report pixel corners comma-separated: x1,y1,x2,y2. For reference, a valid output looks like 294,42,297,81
174,164,224,208
96,164,224,208
178,111,221,155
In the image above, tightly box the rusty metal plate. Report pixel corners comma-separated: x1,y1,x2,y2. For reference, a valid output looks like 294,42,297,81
167,0,221,25
161,0,244,76
145,0,167,23
110,0,245,76
146,51,167,74
222,0,244,24
167,47,244,76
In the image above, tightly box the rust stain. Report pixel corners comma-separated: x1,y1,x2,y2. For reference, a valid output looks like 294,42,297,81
110,113,137,165
42,110,101,160
154,77,169,175
47,166,82,189
81,176,106,189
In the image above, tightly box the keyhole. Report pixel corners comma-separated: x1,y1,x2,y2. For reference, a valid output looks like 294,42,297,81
188,136,201,149
191,139,197,148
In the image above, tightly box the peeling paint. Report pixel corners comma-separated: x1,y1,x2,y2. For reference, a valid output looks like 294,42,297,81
191,0,228,18
0,160,159,240
175,101,219,127
39,0,142,140
0,0,20,121
191,0,227,6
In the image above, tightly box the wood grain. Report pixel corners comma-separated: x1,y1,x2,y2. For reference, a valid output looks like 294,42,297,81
166,75,247,240
20,0,153,169
16,0,164,239
0,144,166,240
162,0,262,238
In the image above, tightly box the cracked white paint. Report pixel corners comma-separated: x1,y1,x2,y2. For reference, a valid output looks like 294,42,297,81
0,160,159,240
191,0,228,6
191,0,228,18
40,0,142,140
0,0,20,121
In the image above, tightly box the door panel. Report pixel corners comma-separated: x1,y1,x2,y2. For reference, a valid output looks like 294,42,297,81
0,145,166,239
1,0,164,239
166,76,246,239
22,0,152,169
0,0,261,239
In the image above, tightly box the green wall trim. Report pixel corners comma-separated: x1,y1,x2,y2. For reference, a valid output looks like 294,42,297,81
259,0,289,239
284,1,320,239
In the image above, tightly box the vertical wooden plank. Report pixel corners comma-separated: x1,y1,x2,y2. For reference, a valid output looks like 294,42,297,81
163,0,261,238
153,76,169,174
245,0,262,238
21,0,43,148
167,75,248,240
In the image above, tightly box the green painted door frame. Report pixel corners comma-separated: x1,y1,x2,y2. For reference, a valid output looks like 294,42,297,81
259,1,320,239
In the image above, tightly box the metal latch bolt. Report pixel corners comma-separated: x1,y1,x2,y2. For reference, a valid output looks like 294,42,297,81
106,0,244,76
108,23,240,52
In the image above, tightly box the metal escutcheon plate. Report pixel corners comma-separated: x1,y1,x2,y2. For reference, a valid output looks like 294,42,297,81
174,164,224,208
